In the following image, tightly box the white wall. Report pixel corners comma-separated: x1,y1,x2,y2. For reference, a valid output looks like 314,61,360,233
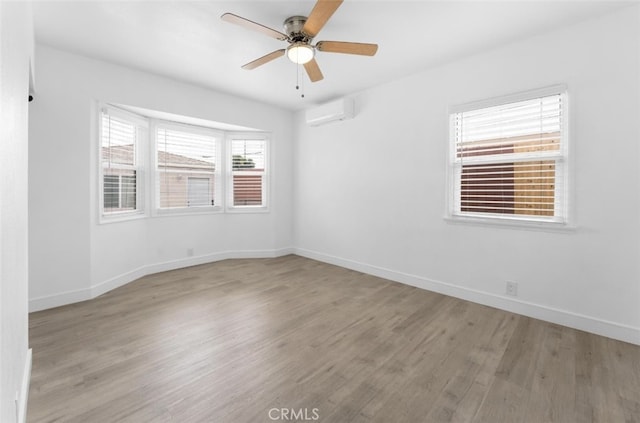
0,2,33,422
29,45,294,311
294,6,640,344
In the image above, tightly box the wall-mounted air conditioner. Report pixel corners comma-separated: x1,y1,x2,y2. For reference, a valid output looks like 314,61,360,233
305,98,355,126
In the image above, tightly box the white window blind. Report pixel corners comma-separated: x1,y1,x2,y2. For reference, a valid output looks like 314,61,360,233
451,89,567,223
229,138,267,208
156,125,219,209
101,110,141,214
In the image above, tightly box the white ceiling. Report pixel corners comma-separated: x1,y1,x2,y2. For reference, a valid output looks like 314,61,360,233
33,1,633,111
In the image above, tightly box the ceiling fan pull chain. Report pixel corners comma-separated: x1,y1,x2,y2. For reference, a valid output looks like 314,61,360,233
295,63,305,98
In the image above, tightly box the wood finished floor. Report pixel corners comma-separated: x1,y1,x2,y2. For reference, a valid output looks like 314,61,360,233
28,255,640,423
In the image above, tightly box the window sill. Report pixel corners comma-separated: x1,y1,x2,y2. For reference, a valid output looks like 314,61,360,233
444,214,576,233
99,211,147,225
153,207,224,218
226,206,269,214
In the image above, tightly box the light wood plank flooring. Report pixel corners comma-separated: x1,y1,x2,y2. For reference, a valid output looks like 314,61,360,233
28,255,640,422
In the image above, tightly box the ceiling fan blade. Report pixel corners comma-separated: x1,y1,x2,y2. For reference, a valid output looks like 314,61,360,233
221,13,289,41
242,49,286,70
303,58,324,82
316,41,378,56
302,0,343,38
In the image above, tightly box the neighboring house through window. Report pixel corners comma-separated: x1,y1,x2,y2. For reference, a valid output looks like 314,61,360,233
104,174,136,210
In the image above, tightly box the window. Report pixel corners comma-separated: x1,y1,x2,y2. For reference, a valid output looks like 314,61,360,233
449,86,567,224
100,108,145,216
98,103,270,220
155,124,221,210
228,137,268,209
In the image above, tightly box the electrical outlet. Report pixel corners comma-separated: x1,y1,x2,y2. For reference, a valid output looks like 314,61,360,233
506,281,518,297
187,248,194,257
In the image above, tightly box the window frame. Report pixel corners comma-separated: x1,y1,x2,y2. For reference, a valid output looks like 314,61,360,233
226,133,270,213
446,85,571,229
98,105,148,223
151,120,223,216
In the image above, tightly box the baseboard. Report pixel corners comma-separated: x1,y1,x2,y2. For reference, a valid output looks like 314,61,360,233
30,248,295,312
17,348,32,423
144,248,295,276
29,287,92,312
294,248,640,346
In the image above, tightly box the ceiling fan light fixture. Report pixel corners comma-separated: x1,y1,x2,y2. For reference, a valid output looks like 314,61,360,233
287,43,315,64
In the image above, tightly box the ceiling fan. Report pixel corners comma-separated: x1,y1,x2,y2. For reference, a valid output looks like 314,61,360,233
221,0,378,83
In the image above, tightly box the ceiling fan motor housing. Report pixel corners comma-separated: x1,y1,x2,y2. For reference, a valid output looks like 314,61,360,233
284,16,310,42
